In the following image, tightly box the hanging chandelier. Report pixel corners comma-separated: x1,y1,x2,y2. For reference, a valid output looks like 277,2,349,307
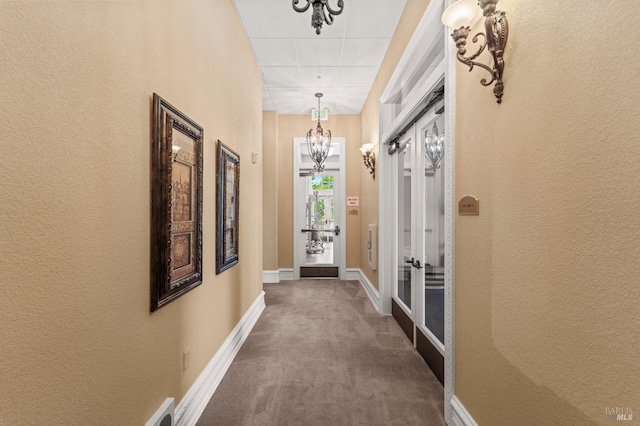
425,123,445,171
307,93,332,172
292,0,345,35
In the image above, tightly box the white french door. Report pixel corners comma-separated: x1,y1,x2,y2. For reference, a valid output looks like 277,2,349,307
376,0,452,417
296,170,341,276
293,138,346,280
392,107,446,372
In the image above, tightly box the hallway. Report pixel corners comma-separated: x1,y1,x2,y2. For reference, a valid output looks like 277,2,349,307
197,280,445,425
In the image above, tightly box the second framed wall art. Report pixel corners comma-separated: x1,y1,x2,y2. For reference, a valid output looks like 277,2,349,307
216,140,240,274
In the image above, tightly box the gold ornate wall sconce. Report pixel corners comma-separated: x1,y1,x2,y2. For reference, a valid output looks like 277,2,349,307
442,0,509,104
359,144,376,180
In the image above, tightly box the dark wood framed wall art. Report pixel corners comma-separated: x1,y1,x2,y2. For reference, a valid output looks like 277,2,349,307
150,93,204,312
216,140,240,274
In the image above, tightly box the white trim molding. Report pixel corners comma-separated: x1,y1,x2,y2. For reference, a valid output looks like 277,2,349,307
174,291,266,426
451,396,478,426
444,0,457,423
345,268,381,314
279,268,294,281
145,398,175,426
262,270,280,283
344,268,361,281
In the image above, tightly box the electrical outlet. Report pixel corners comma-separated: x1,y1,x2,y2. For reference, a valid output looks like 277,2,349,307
183,350,191,371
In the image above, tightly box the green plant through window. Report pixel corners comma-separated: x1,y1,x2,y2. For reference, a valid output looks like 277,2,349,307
311,175,334,190
310,175,334,225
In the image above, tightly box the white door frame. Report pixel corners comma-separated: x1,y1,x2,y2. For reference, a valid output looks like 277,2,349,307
390,127,415,317
293,137,347,281
415,109,446,356
377,0,457,422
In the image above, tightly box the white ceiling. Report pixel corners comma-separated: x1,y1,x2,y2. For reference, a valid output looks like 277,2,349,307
232,0,409,115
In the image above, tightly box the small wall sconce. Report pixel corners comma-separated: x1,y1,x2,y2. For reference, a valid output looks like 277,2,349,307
360,144,376,180
442,0,509,104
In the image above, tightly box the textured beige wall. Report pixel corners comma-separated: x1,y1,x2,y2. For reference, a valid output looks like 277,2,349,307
455,1,640,424
262,112,279,271
0,1,262,424
359,0,432,290
275,114,361,269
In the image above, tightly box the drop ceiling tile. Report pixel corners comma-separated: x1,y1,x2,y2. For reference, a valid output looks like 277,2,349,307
302,87,339,101
268,88,304,112
295,39,344,67
333,104,362,115
333,102,364,114
251,38,298,67
344,0,406,38
234,0,412,114
337,66,378,87
334,87,371,113
335,86,371,97
261,67,300,88
341,38,390,66
299,67,341,87
279,102,308,114
269,87,303,99
233,0,293,38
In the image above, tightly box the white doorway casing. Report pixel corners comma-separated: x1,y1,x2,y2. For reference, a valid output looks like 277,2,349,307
377,0,463,424
293,137,347,281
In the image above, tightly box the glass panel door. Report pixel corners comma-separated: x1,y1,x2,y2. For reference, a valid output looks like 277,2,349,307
395,132,413,310
297,171,341,276
392,108,446,353
421,114,445,346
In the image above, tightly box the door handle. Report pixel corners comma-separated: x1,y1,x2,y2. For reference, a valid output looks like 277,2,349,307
405,257,415,264
412,259,423,270
334,225,340,236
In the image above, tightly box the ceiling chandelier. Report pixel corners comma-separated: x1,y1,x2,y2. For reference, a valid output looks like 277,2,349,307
292,0,344,35
425,123,444,171
307,93,332,172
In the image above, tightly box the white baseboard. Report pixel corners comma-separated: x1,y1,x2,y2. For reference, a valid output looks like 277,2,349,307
174,291,266,426
450,395,478,426
145,398,175,426
345,268,380,313
262,270,280,283
279,268,294,281
262,269,294,283
344,269,361,281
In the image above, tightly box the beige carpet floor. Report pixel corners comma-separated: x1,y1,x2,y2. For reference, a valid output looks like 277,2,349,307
196,279,445,426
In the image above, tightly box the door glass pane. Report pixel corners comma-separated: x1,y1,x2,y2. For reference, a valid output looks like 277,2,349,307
397,141,412,309
304,174,334,265
423,115,445,344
